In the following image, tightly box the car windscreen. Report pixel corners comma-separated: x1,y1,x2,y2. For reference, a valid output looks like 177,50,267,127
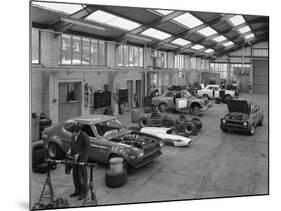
95,119,126,137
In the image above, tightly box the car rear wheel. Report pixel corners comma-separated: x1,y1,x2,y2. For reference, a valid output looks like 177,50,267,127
183,122,196,136
47,142,63,159
248,125,255,136
158,103,167,113
138,117,151,128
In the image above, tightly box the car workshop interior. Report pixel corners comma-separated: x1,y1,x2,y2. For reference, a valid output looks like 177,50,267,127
30,1,269,209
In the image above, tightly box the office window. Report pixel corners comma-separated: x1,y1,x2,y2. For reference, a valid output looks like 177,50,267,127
90,39,98,66
124,45,129,67
82,38,90,64
139,48,143,67
32,29,40,64
99,40,106,66
72,36,81,65
174,54,184,69
117,45,124,66
134,46,139,67
61,34,71,65
129,46,134,67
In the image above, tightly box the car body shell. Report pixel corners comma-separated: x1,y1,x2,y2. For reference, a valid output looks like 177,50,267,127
140,127,192,147
151,90,208,111
43,115,163,168
220,100,263,134
197,85,235,99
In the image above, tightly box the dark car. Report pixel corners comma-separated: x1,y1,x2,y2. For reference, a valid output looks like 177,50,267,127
42,115,163,168
220,100,263,135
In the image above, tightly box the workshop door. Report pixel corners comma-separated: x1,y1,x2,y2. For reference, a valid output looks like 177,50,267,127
58,82,81,122
135,80,141,107
127,80,133,108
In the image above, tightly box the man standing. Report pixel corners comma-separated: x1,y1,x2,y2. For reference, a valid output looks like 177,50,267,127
67,123,90,200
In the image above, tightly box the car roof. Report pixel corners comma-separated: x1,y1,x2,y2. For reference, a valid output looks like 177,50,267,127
67,115,116,125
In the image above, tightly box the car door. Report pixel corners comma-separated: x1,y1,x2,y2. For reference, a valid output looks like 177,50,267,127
165,92,175,107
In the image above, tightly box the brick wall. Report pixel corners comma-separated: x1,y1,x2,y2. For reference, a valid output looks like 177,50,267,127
31,69,43,116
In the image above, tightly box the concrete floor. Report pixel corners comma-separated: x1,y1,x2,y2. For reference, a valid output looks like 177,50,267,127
30,93,268,208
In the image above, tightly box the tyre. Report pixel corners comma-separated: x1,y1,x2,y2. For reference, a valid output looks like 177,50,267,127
108,155,128,171
191,104,200,116
158,103,168,113
191,118,202,130
105,169,127,188
248,125,255,136
138,116,151,128
220,127,227,132
47,142,63,159
257,119,263,126
183,122,197,136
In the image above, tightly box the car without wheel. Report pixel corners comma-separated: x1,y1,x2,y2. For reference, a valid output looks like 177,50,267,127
197,84,235,101
151,89,210,115
220,100,263,135
41,115,163,168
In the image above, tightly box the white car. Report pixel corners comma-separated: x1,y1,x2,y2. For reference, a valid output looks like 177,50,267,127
197,84,235,100
140,127,192,147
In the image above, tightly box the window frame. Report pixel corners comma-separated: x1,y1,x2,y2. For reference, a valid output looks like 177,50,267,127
32,28,41,64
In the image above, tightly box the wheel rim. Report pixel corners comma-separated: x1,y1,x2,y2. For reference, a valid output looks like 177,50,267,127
140,119,147,127
193,106,199,115
48,144,57,158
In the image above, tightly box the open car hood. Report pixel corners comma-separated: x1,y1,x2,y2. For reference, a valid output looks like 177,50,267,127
227,100,249,114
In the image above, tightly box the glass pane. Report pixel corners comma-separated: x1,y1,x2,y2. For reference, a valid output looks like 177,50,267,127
128,46,134,67
72,36,81,65
61,34,71,65
90,39,98,65
124,45,129,67
134,46,139,67
99,41,105,66
139,48,143,67
117,45,123,66
67,83,78,102
32,29,39,63
82,38,90,65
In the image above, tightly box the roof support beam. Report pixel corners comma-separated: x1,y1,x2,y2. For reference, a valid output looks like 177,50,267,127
115,10,186,43
52,6,98,32
152,15,225,49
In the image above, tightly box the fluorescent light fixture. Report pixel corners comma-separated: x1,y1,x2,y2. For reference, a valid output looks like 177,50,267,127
204,49,214,53
127,34,152,42
173,12,203,28
191,44,204,50
171,38,191,46
238,25,251,34
229,15,245,26
223,41,234,47
197,27,217,37
140,28,171,40
60,17,105,31
155,9,174,16
32,2,83,14
87,10,140,31
245,33,255,39
213,35,227,42
162,43,178,48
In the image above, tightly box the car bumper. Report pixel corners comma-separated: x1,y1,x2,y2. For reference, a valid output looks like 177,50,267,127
127,149,162,168
220,123,249,132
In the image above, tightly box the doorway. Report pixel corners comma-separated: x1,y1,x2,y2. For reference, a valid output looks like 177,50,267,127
135,80,141,107
58,82,81,122
127,80,133,108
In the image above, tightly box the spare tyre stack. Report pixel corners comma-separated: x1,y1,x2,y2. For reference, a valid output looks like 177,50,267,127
105,157,128,188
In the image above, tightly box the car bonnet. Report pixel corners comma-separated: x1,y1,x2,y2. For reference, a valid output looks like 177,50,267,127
226,100,249,114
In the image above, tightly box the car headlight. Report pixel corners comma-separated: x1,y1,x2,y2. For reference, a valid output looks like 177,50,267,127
42,130,48,139
137,149,144,158
243,122,248,127
159,141,164,148
222,119,226,124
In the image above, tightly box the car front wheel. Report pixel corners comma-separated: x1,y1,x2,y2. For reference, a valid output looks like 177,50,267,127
248,125,255,136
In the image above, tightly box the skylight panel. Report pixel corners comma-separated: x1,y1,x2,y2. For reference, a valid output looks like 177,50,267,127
223,41,234,47
155,9,175,16
87,10,140,31
171,38,191,46
33,2,83,14
197,27,217,37
213,35,227,42
229,15,245,26
204,49,214,53
173,12,203,28
245,33,255,39
191,44,204,50
140,28,171,40
238,25,251,34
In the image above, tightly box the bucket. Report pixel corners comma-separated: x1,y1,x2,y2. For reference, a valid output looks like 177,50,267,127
109,157,124,173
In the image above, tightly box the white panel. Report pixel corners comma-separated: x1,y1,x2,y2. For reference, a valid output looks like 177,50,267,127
190,57,197,69
253,49,268,57
229,47,251,56
253,42,269,49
